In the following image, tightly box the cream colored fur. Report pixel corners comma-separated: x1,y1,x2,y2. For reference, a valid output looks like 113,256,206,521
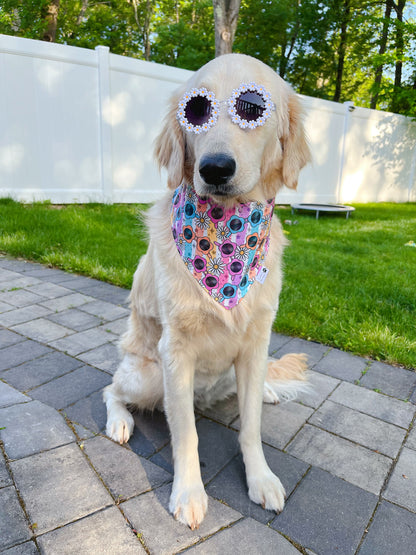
103,53,310,530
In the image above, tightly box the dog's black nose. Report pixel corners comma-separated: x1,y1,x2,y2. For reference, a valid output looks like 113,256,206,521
199,154,236,187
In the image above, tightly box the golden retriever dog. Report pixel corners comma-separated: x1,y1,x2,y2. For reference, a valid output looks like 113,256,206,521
104,53,310,530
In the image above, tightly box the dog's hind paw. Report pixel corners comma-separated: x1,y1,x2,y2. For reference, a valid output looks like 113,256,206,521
106,412,134,444
247,470,286,513
169,483,208,530
263,382,280,404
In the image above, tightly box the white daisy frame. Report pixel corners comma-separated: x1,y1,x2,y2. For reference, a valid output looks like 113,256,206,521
177,87,219,135
228,82,275,130
177,82,275,133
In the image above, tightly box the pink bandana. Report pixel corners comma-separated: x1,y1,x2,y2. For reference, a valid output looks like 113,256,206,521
171,183,275,309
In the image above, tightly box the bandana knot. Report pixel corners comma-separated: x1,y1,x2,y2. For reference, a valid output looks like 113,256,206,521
171,183,275,309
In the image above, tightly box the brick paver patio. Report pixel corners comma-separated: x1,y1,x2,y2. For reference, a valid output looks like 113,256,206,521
0,254,415,554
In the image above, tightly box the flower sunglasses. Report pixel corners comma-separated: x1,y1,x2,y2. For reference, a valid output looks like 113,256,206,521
177,82,275,134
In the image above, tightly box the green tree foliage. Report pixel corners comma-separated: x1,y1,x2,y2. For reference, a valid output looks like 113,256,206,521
0,0,415,115
0,0,51,38
151,0,215,69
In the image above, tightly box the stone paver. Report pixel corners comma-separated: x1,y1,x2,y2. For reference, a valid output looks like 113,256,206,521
12,318,74,343
309,399,406,458
0,300,14,313
1,256,415,554
189,517,301,554
77,342,120,373
206,445,309,523
128,409,171,458
0,486,32,551
274,337,330,367
10,443,113,535
49,327,117,356
359,501,416,555
83,435,171,500
63,389,107,433
0,381,29,407
273,468,377,555
78,299,129,321
27,282,73,299
286,424,392,494
39,292,94,312
0,451,12,488
199,394,240,425
0,289,46,308
0,400,75,459
121,483,241,555
329,381,415,428
360,360,416,400
98,316,128,336
0,304,52,327
0,276,42,290
268,332,292,354
46,307,102,331
0,328,25,348
37,506,145,554
314,348,368,382
297,369,340,409
0,268,22,282
407,425,416,450
28,365,112,409
1,351,83,391
1,540,38,554
0,339,52,372
151,418,240,482
383,447,416,512
234,400,313,450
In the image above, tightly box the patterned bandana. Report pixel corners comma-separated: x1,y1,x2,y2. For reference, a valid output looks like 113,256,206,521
171,183,275,309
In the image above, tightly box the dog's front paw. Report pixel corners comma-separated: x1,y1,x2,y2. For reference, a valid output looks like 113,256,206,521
169,483,208,530
247,470,286,512
106,411,134,444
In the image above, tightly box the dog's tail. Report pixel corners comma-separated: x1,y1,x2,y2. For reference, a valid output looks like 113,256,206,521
263,353,310,404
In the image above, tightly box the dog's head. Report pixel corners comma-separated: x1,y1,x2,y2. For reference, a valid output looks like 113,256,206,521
155,53,310,203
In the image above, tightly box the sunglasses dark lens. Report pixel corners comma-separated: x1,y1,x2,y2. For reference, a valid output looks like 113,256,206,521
185,95,212,126
235,91,265,121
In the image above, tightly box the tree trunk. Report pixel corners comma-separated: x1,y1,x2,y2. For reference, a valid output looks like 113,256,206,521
392,0,405,111
370,0,393,109
130,0,153,61
394,0,406,87
213,0,241,57
333,0,350,103
76,0,89,26
143,0,153,61
279,20,300,79
42,0,60,42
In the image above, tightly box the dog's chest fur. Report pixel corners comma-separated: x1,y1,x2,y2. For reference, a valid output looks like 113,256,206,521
133,193,285,376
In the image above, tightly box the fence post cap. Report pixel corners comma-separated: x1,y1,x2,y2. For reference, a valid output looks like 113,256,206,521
95,45,110,52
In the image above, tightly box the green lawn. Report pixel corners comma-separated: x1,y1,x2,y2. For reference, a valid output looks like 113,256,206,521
1,198,415,369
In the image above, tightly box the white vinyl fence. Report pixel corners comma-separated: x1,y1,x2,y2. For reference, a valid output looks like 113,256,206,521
1,33,415,204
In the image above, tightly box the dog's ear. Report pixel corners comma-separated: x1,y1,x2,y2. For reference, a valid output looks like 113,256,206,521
261,91,310,197
154,95,185,189
281,93,310,190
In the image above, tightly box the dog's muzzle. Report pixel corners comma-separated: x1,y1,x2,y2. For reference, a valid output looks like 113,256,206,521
199,154,236,190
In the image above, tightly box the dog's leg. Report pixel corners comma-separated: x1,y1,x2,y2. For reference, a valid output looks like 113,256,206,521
103,383,135,444
159,332,208,530
235,341,286,513
104,352,164,444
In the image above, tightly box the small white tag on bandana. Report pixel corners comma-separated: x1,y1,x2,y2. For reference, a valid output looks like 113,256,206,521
256,267,269,284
